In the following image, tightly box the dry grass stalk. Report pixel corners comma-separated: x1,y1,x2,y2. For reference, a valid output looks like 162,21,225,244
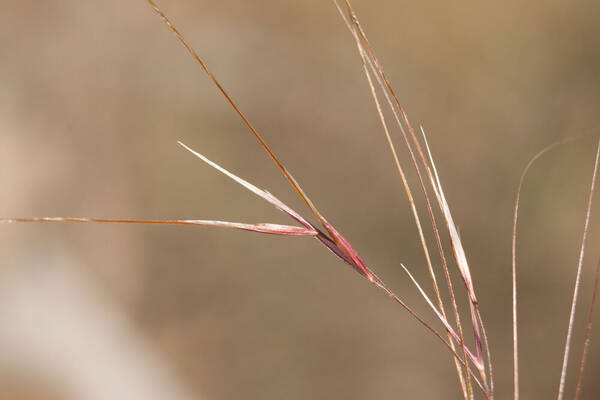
556,136,600,400
331,2,471,396
572,258,600,400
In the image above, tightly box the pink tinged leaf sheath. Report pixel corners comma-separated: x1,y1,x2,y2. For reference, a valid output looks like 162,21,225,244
321,220,380,284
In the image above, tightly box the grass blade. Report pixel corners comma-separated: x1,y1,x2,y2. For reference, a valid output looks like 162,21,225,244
557,135,600,400
572,257,600,400
0,217,318,236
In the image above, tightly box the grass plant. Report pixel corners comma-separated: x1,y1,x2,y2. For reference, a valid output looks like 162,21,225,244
1,1,599,399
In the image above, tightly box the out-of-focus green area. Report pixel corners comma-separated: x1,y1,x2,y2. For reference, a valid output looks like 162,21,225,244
0,0,599,399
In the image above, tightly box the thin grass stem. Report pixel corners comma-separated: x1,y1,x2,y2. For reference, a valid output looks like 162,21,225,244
511,136,577,400
331,4,469,397
557,136,600,400
572,257,600,400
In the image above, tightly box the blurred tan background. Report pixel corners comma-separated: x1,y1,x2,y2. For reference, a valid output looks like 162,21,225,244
1,0,599,399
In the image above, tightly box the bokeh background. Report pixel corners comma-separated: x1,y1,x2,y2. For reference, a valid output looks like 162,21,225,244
1,0,599,399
